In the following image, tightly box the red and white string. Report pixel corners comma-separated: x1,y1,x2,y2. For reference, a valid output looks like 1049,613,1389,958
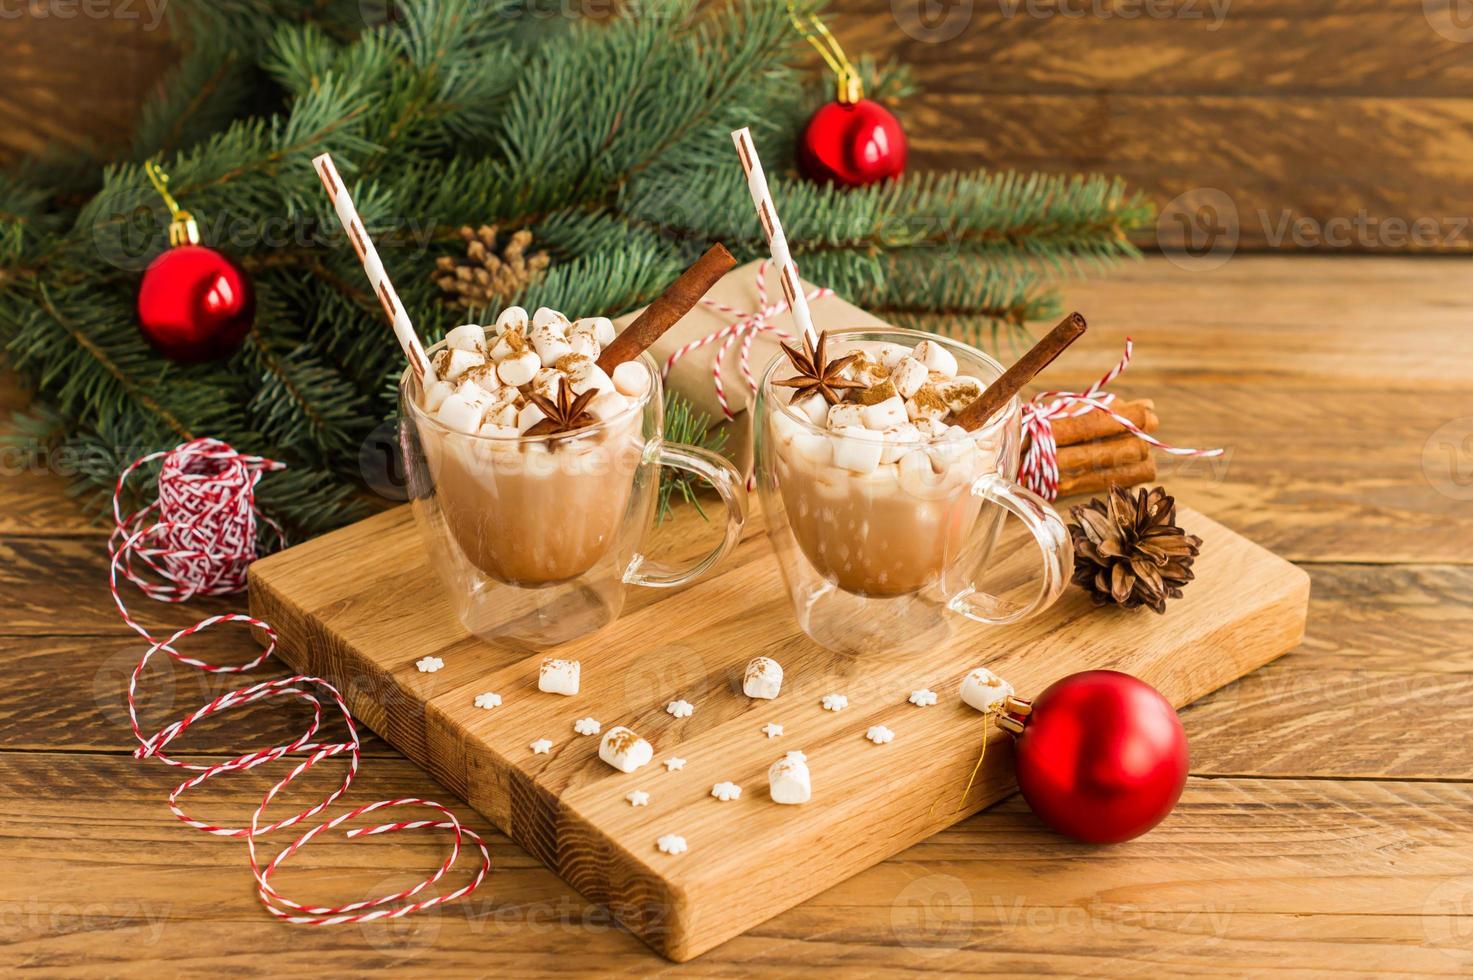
1018,339,1224,500
112,437,488,924
662,260,833,421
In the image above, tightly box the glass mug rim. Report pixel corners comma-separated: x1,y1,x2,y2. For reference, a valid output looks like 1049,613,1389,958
757,325,1019,442
399,341,657,444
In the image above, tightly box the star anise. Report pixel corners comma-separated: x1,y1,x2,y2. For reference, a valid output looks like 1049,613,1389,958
526,378,597,436
773,331,865,405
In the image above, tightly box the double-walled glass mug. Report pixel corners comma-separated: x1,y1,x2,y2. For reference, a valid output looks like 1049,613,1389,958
755,327,1073,656
400,347,747,648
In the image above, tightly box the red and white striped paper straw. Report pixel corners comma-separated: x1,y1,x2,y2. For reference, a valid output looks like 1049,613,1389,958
730,127,818,349
312,153,435,382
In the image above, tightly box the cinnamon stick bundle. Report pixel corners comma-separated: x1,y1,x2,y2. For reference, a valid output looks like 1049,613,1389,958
1054,433,1149,473
1058,455,1157,498
597,243,736,371
1051,399,1157,447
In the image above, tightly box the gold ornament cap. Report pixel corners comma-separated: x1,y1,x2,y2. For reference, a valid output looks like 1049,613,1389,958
145,160,200,247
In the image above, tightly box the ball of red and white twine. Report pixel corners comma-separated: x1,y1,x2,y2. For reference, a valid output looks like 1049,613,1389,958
111,437,487,925
1019,339,1224,500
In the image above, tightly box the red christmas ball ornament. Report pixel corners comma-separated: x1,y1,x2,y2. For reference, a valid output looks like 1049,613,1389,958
135,161,255,364
1004,670,1188,844
799,98,908,187
137,244,255,363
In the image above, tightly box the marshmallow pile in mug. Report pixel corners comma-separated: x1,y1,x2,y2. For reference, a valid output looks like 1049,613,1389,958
771,338,1003,478
421,306,651,436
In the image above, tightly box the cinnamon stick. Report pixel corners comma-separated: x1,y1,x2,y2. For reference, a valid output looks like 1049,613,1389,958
596,243,737,371
1057,455,1157,498
1051,399,1157,447
952,312,1088,432
1054,433,1149,472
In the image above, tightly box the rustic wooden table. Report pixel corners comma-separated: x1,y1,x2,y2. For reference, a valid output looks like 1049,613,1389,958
3,255,1471,974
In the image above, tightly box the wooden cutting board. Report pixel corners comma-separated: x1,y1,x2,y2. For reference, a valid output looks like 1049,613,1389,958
248,501,1309,961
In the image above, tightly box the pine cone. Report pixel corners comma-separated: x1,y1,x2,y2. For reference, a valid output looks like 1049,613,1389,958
1067,485,1201,614
432,224,550,310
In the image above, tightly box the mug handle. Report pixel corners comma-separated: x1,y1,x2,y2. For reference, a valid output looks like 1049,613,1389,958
624,442,748,589
948,472,1074,625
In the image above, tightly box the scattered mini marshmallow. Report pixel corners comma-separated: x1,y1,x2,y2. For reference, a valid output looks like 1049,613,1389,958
599,725,654,773
960,667,1014,713
422,379,454,413
578,316,616,346
830,428,885,474
415,656,444,673
494,305,529,335
934,377,984,413
473,691,502,710
587,389,630,420
611,361,650,399
862,396,908,431
666,699,694,719
559,355,614,396
866,725,895,745
436,389,491,433
480,406,519,437
445,323,486,352
762,722,784,738
516,401,548,434
912,339,958,378
532,306,570,331
879,422,922,464
710,781,742,802
820,693,849,712
874,342,910,371
530,367,563,400
768,751,811,805
627,790,650,807
568,331,600,360
496,349,541,388
439,347,486,382
656,834,687,855
530,738,553,755
826,402,865,430
664,757,686,772
908,689,938,707
744,657,784,700
788,393,830,426
574,717,602,736
890,356,930,399
489,328,528,362
538,658,580,696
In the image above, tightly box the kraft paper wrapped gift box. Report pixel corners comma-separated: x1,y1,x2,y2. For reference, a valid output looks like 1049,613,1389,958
613,259,892,477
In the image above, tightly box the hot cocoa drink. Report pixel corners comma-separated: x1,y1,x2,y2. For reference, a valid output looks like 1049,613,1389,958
765,334,1006,596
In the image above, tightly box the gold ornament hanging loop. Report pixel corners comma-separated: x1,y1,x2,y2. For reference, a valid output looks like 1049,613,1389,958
144,160,200,247
790,4,863,104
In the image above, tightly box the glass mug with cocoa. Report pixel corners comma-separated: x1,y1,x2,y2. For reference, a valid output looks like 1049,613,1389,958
401,304,747,648
755,326,1075,656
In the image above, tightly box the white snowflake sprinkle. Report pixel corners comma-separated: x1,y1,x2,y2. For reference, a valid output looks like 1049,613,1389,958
664,757,686,772
627,790,650,807
415,656,444,673
666,699,694,719
574,717,601,736
821,693,849,712
908,689,938,707
866,725,895,745
530,738,552,755
473,691,501,710
657,834,687,855
711,781,742,802
762,722,784,738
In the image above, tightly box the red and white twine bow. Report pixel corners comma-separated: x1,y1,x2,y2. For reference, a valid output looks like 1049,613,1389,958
662,259,832,420
112,438,488,925
1019,339,1224,500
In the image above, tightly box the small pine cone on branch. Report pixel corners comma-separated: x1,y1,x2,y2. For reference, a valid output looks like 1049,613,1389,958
432,224,550,309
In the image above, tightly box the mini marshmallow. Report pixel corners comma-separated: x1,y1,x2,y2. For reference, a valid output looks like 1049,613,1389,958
656,834,687,855
568,331,600,360
517,401,548,433
710,781,741,802
599,725,654,773
791,429,833,466
906,388,951,424
532,306,570,331
934,377,984,413
862,396,909,431
445,323,486,352
875,342,911,370
482,400,519,430
494,305,529,335
768,751,811,805
830,428,885,474
612,361,650,398
788,393,829,426
880,423,922,464
437,390,491,433
496,350,541,388
913,339,958,378
532,333,573,367
744,657,783,699
891,357,930,399
826,402,865,430
422,379,454,413
530,367,563,400
538,658,580,696
572,316,616,346
587,389,630,420
477,422,519,440
960,667,1014,713
490,328,530,362
558,355,613,396
439,347,485,382
842,353,890,387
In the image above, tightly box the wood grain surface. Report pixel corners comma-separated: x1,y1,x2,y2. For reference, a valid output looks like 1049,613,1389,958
1,255,1471,973
6,3,1473,250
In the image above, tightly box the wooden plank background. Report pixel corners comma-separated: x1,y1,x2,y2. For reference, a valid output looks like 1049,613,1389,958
2,254,1472,972
4,1,1473,250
